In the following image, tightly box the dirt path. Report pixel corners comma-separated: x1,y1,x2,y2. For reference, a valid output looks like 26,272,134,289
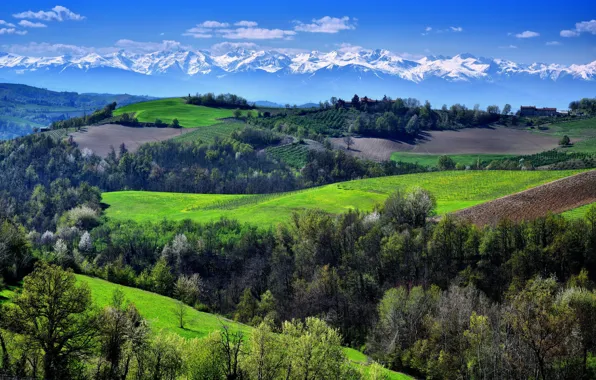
69,124,194,157
452,170,596,226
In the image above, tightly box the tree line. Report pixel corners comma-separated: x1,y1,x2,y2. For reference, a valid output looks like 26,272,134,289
185,93,255,110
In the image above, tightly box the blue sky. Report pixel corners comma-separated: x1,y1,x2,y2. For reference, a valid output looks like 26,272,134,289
1,0,595,64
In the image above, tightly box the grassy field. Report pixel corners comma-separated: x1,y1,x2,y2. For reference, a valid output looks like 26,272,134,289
564,138,596,154
266,143,310,168
530,117,596,138
561,202,596,219
390,152,516,167
77,274,249,339
173,122,244,143
113,98,247,128
103,170,582,227
77,275,411,379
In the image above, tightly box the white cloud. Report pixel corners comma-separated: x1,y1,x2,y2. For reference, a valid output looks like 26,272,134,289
559,20,596,38
220,27,296,40
0,28,27,35
336,42,366,53
198,21,229,28
499,45,518,49
576,20,596,34
0,20,15,28
515,30,540,38
183,26,213,38
235,21,258,27
560,29,579,37
294,16,356,33
0,42,95,56
2,39,190,56
450,26,463,32
425,26,432,32
114,39,189,53
210,42,259,54
546,41,561,46
19,20,47,28
13,5,85,22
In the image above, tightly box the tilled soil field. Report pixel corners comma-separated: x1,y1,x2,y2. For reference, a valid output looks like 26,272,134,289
69,124,193,157
453,170,596,226
331,127,560,161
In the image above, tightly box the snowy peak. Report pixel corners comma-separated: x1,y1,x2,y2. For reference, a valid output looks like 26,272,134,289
0,48,593,82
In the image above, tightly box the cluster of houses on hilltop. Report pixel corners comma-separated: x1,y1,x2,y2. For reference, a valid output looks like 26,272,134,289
519,106,560,117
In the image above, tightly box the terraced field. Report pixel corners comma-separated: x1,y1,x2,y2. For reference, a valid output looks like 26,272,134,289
103,170,582,227
77,275,410,379
114,98,247,127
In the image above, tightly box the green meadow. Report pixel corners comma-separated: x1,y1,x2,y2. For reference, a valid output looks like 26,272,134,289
77,274,411,379
561,202,596,219
390,152,515,167
76,274,249,339
103,170,582,227
531,117,596,138
114,98,247,127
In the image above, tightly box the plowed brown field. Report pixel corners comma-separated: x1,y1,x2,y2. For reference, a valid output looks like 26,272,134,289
331,127,560,161
453,170,596,226
69,124,193,157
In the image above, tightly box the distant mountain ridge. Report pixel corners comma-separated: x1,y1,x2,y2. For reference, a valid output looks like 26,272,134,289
2,48,594,81
1,48,594,107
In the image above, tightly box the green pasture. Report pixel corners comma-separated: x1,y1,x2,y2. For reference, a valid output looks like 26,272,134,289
77,274,411,379
561,202,596,220
390,152,516,167
103,170,583,227
114,98,247,128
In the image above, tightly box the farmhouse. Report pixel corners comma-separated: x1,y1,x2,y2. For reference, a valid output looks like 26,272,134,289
520,106,558,117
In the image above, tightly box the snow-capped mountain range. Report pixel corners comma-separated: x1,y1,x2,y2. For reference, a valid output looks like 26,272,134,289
1,48,595,82
0,47,594,107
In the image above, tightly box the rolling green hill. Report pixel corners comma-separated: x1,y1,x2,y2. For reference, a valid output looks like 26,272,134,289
77,274,411,379
113,98,248,128
103,170,582,227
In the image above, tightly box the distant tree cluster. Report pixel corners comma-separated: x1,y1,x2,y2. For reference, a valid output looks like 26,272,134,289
50,102,119,130
569,98,596,115
185,93,254,109
250,95,518,141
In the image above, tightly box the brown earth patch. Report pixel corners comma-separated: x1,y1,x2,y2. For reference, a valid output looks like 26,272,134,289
331,127,561,161
69,124,193,157
452,170,596,226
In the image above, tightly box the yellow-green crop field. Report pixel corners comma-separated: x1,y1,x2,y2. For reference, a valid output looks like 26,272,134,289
103,170,583,227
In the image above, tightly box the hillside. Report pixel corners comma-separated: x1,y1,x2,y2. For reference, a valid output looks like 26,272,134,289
76,274,411,379
0,83,151,140
102,170,582,226
113,98,249,127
